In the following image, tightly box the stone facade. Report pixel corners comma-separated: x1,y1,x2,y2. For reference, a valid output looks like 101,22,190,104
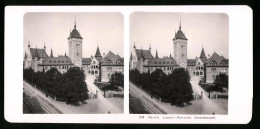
205,67,229,83
173,39,187,69
68,37,82,67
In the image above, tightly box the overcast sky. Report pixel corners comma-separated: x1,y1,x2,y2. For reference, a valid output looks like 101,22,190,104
130,12,229,59
24,12,124,58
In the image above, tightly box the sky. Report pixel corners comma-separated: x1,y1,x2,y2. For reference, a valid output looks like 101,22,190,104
130,12,229,59
24,12,124,58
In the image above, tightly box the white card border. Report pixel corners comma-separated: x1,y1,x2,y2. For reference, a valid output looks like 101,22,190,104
4,6,253,124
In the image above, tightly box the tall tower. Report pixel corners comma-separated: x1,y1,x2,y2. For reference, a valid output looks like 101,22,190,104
68,19,83,67
173,18,188,68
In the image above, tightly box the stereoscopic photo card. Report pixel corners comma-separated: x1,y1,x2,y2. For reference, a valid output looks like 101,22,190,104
4,6,252,124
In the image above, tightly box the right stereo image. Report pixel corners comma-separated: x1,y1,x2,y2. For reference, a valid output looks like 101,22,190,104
129,12,229,114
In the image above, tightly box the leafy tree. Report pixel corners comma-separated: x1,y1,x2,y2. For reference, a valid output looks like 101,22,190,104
107,72,124,91
61,67,89,105
213,74,228,92
166,68,194,107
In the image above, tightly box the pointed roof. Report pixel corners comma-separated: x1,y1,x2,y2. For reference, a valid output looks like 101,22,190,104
68,20,83,39
24,52,27,59
140,48,145,59
101,51,124,66
28,41,30,47
133,42,136,48
95,46,102,57
50,48,54,57
149,44,151,50
130,52,133,60
35,46,39,58
173,18,188,40
82,58,91,65
206,52,228,67
30,48,49,58
44,42,46,49
65,52,67,57
155,49,159,58
134,49,154,60
200,47,207,59
169,53,172,58
187,59,196,66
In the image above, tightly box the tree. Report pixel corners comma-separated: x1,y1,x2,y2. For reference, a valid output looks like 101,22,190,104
61,67,89,105
108,72,124,91
166,68,194,107
213,73,228,92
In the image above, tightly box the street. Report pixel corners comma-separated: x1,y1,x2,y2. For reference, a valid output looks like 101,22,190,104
23,82,62,114
129,82,166,114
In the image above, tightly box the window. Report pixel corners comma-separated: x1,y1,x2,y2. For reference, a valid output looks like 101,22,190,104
211,68,216,72
154,62,157,64
66,61,68,63
62,61,64,63
96,65,99,69
181,45,185,48
167,62,169,64
159,62,161,64
198,62,200,65
182,54,184,58
200,71,203,75
58,60,60,63
49,60,52,63
54,60,56,63
93,61,96,64
77,53,79,56
95,70,98,74
163,62,165,64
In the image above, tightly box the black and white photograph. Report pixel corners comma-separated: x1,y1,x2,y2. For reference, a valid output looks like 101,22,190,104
4,6,252,123
22,12,124,114
129,12,229,114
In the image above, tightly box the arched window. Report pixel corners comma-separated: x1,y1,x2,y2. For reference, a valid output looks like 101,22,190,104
96,65,99,69
95,70,98,74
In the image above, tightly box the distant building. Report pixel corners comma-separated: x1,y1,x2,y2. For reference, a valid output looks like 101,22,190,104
130,19,228,83
101,51,124,82
24,19,124,82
